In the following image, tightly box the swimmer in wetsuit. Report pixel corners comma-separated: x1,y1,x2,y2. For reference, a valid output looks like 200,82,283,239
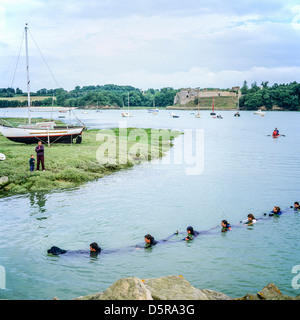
144,234,158,248
184,226,199,241
240,214,258,225
269,206,282,216
47,242,101,256
221,220,232,232
293,202,300,211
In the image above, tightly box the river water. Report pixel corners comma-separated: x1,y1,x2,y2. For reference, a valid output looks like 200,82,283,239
0,108,300,300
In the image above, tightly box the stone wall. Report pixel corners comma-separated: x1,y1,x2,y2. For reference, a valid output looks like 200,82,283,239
174,87,240,106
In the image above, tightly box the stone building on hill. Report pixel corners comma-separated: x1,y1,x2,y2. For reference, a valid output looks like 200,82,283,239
172,87,241,109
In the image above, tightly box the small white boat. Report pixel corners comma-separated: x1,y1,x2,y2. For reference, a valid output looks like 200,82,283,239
81,111,88,114
170,112,179,118
254,109,265,115
121,93,133,117
0,153,6,161
121,112,132,117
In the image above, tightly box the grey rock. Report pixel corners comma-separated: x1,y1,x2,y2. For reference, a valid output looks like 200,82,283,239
74,275,233,300
237,283,300,300
0,176,9,188
75,277,153,300
143,275,209,300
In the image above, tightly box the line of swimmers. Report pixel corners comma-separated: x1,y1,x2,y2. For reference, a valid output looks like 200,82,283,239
47,202,300,256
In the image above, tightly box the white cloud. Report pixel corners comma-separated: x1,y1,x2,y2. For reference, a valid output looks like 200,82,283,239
1,0,300,91
105,65,300,90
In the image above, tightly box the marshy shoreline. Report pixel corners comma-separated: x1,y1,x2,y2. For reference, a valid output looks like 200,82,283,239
0,126,181,196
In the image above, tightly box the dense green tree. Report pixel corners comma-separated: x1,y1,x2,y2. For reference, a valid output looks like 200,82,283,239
240,81,249,95
55,88,67,106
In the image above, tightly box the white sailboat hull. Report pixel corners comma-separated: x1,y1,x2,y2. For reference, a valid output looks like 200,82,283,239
254,109,265,115
0,125,83,144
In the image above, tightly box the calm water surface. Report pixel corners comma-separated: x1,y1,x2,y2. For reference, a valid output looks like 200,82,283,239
0,109,300,299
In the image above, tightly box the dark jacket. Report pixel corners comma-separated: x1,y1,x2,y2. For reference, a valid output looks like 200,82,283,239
35,144,44,156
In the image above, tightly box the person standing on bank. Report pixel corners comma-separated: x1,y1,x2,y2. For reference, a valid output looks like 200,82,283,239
35,140,45,171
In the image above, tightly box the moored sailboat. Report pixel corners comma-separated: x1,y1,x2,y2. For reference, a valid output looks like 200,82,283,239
0,24,85,145
210,96,216,116
195,92,202,118
121,93,133,117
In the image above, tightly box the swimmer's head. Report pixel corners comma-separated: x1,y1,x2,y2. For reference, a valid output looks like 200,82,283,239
273,206,280,213
221,220,229,228
90,242,101,253
144,234,154,244
247,214,255,221
186,226,194,234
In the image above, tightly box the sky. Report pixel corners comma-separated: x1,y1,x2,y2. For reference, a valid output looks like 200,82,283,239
0,0,300,92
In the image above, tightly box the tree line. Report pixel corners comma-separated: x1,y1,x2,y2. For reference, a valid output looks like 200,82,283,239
239,81,300,111
0,85,178,108
1,81,300,110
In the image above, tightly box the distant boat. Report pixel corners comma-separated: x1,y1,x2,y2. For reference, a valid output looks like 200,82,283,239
147,109,159,113
170,112,179,118
95,102,102,112
58,115,66,118
195,93,202,118
122,112,132,117
216,115,223,119
122,93,133,117
81,111,88,114
210,96,216,116
234,92,240,117
254,109,265,115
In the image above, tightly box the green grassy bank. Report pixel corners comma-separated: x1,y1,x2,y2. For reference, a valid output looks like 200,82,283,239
0,127,180,195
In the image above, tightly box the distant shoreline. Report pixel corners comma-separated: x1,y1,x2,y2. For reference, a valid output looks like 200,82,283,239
0,106,287,111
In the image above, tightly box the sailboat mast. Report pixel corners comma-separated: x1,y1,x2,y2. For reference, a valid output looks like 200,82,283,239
198,91,200,115
25,23,31,124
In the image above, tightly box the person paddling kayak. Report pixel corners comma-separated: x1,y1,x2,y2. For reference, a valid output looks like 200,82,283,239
272,128,280,137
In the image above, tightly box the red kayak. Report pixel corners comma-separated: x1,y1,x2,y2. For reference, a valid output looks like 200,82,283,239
272,134,280,138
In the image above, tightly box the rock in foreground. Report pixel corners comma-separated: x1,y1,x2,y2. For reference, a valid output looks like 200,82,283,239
74,275,232,300
237,283,300,300
73,275,300,301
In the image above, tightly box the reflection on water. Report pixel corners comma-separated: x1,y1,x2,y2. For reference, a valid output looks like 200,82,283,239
29,192,47,214
28,193,51,225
